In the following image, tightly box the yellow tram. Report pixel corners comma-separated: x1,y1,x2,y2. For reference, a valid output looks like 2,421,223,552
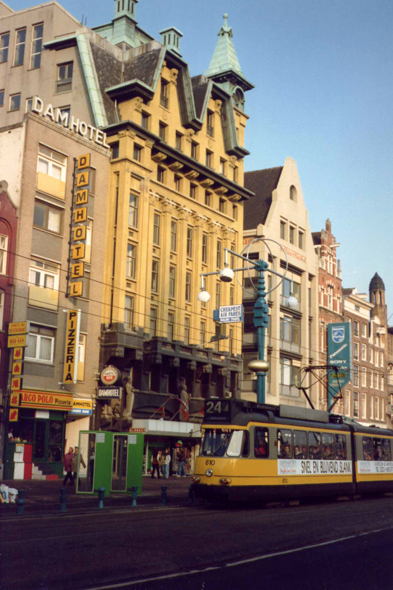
191,400,393,502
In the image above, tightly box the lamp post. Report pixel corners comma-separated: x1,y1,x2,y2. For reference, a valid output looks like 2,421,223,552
198,239,298,404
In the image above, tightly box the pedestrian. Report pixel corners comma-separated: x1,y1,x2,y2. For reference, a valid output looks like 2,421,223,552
176,445,186,477
63,447,74,486
151,448,160,479
71,446,86,484
162,448,171,479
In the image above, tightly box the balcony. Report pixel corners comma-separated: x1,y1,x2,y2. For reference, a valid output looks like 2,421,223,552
28,285,58,311
36,172,66,200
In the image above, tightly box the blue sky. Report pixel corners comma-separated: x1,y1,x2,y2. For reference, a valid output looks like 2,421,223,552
11,0,393,316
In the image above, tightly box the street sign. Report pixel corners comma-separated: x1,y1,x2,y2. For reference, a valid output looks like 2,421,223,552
214,305,243,324
327,323,352,402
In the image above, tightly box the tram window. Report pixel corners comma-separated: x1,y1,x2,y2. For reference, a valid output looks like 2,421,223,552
254,427,269,459
277,429,292,459
362,437,373,461
322,433,335,460
373,438,384,461
227,430,244,457
242,431,250,457
293,430,308,459
201,429,232,456
335,435,347,460
308,432,322,459
382,439,391,461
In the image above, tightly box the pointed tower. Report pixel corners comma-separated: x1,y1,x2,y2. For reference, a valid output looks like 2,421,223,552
369,273,387,324
205,14,253,111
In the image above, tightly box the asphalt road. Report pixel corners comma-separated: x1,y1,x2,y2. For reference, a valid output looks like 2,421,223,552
1,495,393,590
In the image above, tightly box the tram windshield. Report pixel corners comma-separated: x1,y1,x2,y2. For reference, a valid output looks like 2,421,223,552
200,429,244,457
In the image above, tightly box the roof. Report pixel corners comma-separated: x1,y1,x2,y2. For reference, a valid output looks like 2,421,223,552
243,167,283,230
369,272,385,291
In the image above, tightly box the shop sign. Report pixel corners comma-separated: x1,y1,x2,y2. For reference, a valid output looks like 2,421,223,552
217,305,243,323
129,428,146,433
63,310,81,384
70,399,93,415
10,393,19,407
11,377,22,391
9,409,18,422
19,390,73,411
100,365,121,386
13,347,24,360
32,97,110,148
97,387,122,399
7,334,27,348
12,361,22,376
8,321,28,335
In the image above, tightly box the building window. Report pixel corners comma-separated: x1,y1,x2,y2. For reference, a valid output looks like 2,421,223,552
160,79,169,108
289,226,295,245
33,200,62,234
190,183,197,199
280,221,286,240
353,365,359,387
219,198,225,213
176,132,183,151
56,62,73,93
202,234,208,264
370,396,374,419
30,23,43,69
0,89,4,108
298,231,304,249
186,227,193,258
141,112,150,130
344,391,350,416
110,142,119,159
328,285,333,310
184,317,191,345
167,312,175,341
151,260,159,293
361,367,366,386
37,144,66,181
233,205,238,220
191,141,198,160
126,243,136,279
0,235,8,275
361,344,367,361
25,97,34,113
361,393,366,419
353,342,359,360
216,240,222,269
29,259,59,291
175,175,182,192
206,149,213,168
354,321,359,337
200,322,206,346
133,144,142,162
220,158,226,175
207,110,214,137
353,392,359,417
14,28,26,66
280,357,300,387
375,397,379,420
124,295,134,330
153,213,160,245
216,282,221,309
128,193,139,228
9,93,21,111
170,220,177,252
25,325,55,363
185,272,192,302
369,347,374,364
157,166,165,183
362,324,367,338
0,32,10,64
205,191,211,206
169,266,176,298
280,315,301,345
150,308,157,337
290,185,297,201
281,278,301,306
159,122,167,141
233,167,238,182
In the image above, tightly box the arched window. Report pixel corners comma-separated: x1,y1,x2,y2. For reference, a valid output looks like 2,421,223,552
290,185,297,202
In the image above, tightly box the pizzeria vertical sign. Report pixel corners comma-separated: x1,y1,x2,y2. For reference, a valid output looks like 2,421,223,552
69,154,92,299
63,310,81,384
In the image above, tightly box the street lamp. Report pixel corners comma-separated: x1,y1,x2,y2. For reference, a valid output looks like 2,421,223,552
197,238,298,404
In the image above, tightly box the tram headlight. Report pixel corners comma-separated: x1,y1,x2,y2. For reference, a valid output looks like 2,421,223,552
205,469,213,477
191,476,200,483
220,478,232,485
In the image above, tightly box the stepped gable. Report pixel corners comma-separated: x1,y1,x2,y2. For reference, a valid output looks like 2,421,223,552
244,167,283,230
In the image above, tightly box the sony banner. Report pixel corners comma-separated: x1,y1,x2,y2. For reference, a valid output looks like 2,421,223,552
327,322,352,407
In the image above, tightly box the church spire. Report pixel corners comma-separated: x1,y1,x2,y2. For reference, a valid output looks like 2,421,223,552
205,14,253,110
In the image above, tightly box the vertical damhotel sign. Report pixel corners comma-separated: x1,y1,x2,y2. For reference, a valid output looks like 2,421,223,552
63,310,81,384
69,154,92,298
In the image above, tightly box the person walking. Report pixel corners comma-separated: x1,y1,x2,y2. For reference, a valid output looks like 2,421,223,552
151,448,160,479
162,448,171,479
71,446,86,485
63,447,74,486
177,446,186,477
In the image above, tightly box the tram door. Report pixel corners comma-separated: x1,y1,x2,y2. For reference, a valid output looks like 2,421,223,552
111,435,128,491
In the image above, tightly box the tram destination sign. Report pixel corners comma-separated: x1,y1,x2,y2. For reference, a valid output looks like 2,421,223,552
204,399,233,423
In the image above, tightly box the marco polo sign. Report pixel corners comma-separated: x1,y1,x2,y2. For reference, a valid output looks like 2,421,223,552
32,97,110,148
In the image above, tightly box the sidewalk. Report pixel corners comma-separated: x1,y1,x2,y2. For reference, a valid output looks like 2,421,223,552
0,475,193,518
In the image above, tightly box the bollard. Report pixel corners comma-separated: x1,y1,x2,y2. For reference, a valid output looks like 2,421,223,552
16,489,25,516
188,485,196,505
59,487,67,513
98,487,105,509
160,486,167,506
131,486,138,507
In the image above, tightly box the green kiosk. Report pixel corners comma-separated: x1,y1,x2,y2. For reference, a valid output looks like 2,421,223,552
76,431,144,497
